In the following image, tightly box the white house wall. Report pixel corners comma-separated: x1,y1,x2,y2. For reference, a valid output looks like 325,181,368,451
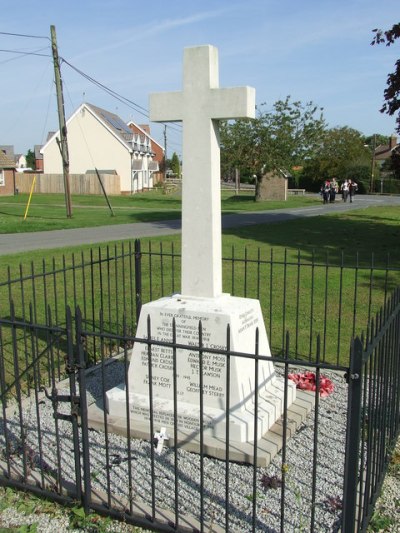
43,107,132,193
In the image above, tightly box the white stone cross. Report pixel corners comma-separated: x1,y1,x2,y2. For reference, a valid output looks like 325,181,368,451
150,45,255,298
154,426,169,454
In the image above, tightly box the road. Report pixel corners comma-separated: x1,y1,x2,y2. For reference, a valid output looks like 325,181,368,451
0,194,399,256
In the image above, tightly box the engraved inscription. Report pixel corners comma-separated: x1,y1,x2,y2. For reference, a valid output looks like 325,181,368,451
238,308,258,334
135,309,228,401
130,404,215,431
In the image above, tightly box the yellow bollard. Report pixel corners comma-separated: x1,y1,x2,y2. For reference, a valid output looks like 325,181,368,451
23,175,37,221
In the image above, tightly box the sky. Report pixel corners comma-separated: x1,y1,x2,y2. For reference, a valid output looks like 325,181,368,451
1,0,399,158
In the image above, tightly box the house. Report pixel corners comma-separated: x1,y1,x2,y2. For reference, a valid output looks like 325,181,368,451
34,145,44,172
0,146,26,169
374,134,400,162
127,122,165,170
15,153,27,169
0,145,15,160
0,150,16,196
41,103,163,194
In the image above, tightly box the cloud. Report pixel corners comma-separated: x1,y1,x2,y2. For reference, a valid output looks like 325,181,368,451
70,8,233,62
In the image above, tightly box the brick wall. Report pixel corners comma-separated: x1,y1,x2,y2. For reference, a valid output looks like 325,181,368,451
259,172,288,201
0,169,15,196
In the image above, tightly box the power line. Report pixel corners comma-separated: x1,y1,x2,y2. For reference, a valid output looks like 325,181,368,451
0,48,50,58
40,79,55,145
1,29,183,140
61,57,183,133
0,31,49,40
61,57,149,118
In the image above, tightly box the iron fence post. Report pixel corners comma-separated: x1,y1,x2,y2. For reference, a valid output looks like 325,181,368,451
65,306,83,501
75,306,92,515
134,239,142,323
342,337,364,533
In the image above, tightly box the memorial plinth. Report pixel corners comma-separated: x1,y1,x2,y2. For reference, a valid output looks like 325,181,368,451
106,294,296,443
104,45,298,460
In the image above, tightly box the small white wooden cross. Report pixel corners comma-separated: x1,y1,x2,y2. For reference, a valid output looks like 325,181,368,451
154,426,169,454
150,45,255,298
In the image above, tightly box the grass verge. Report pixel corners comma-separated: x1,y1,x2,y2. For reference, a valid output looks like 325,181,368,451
0,191,319,233
0,205,399,376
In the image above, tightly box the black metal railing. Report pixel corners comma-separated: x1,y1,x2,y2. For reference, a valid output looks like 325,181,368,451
0,240,399,531
1,293,399,532
343,287,400,532
1,240,399,368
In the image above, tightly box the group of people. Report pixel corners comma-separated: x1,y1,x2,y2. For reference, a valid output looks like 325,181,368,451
320,178,358,204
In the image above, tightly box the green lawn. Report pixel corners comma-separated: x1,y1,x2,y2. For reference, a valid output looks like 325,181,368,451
0,190,320,233
223,205,400,266
0,199,398,532
1,205,399,373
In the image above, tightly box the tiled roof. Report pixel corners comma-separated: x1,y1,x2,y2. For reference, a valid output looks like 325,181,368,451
375,143,400,160
85,103,133,143
0,150,16,169
34,145,43,159
0,145,15,158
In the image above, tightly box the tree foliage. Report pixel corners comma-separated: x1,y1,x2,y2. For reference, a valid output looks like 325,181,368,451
220,96,326,199
165,152,181,177
301,127,370,188
390,150,400,179
169,152,181,177
363,134,389,149
25,149,35,170
371,23,400,134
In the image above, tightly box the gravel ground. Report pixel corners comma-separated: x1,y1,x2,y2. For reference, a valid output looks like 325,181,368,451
368,437,400,532
0,363,399,532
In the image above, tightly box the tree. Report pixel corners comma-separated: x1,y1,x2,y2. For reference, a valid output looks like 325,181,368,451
170,152,181,177
301,127,371,189
390,149,400,179
371,23,400,134
220,96,326,200
25,149,35,170
363,134,389,149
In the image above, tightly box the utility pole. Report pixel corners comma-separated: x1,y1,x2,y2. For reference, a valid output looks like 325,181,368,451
370,133,376,194
163,124,167,181
50,25,72,218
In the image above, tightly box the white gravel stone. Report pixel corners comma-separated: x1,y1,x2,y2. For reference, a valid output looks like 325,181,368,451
0,362,398,532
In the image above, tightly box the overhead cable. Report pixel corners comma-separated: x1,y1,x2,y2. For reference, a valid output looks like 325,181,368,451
61,57,182,132
0,31,49,40
0,48,50,57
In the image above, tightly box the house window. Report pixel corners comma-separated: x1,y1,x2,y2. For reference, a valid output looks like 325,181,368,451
0,170,5,186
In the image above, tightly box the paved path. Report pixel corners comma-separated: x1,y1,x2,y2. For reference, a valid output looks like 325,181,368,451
0,195,399,256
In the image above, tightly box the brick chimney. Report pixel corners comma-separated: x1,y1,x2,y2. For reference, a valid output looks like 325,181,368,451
390,134,397,150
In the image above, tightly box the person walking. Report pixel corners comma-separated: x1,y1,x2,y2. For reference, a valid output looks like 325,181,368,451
349,179,358,203
329,178,338,203
341,179,349,202
321,180,330,204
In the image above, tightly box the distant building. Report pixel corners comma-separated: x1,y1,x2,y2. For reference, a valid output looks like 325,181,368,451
34,145,44,172
0,149,16,196
258,169,288,201
0,145,15,160
0,146,27,169
41,103,164,193
374,135,399,162
15,153,27,169
127,122,165,170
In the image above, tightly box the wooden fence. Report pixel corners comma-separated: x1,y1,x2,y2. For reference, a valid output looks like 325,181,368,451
15,173,121,195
